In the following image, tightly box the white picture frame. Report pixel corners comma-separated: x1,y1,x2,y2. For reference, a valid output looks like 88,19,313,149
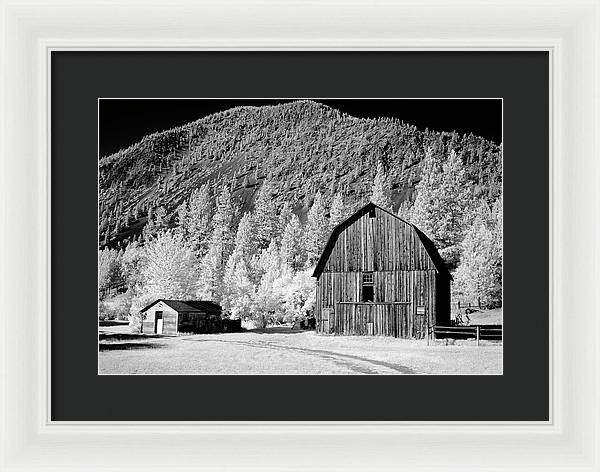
1,0,598,470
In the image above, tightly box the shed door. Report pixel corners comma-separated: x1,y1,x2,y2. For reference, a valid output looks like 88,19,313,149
155,311,163,334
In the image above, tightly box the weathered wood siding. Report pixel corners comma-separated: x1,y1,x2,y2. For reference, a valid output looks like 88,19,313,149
322,206,436,273
332,303,410,337
316,270,437,338
314,205,450,339
142,302,179,335
178,311,222,334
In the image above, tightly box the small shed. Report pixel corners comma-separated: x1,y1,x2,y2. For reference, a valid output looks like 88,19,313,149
140,299,222,335
312,202,451,339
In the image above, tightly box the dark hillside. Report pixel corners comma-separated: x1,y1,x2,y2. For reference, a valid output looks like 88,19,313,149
99,100,502,249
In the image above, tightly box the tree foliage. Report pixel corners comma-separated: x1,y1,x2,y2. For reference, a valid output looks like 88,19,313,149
304,191,329,268
280,214,304,271
197,184,238,302
98,248,123,294
453,199,503,307
329,192,346,229
253,180,278,250
176,184,213,256
140,231,199,299
409,149,473,256
370,161,393,211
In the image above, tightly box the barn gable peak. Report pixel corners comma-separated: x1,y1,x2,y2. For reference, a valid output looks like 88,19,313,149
311,202,450,279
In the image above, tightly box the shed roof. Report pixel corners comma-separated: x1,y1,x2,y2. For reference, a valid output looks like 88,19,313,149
140,299,221,314
312,202,451,279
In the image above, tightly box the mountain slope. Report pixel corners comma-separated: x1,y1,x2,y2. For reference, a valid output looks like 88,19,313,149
99,100,502,249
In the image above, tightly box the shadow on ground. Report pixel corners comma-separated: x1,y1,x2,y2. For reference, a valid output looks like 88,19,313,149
245,327,311,335
99,320,130,327
99,332,151,341
99,342,163,351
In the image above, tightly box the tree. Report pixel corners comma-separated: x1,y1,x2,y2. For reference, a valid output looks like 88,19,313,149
140,231,199,299
143,205,170,241
98,248,123,295
221,212,259,308
329,192,346,229
453,200,502,308
370,161,393,211
197,184,238,301
253,180,278,249
120,241,145,292
280,214,303,270
212,184,238,256
396,200,412,222
113,217,122,236
176,184,213,256
277,201,294,242
304,191,329,268
221,255,255,319
154,206,169,231
251,241,285,327
410,149,472,254
490,195,503,304
276,269,316,322
231,212,258,264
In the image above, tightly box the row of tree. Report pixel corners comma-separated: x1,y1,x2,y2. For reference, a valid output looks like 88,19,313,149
396,149,502,307
100,178,352,328
99,146,503,327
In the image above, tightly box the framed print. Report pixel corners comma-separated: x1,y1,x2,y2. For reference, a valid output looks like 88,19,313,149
1,1,599,471
56,52,539,422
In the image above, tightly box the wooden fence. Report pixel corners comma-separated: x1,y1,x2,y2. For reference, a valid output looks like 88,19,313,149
456,299,483,310
427,324,502,346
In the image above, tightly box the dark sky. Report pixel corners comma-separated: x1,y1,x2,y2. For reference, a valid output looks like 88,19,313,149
99,98,502,157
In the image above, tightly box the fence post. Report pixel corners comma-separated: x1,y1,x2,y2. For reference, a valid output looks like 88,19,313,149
426,322,429,346
476,326,480,346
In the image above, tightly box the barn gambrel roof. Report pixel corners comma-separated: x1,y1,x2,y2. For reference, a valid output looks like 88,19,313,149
311,202,451,279
139,299,220,314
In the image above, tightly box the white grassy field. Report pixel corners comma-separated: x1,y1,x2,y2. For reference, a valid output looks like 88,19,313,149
99,322,502,375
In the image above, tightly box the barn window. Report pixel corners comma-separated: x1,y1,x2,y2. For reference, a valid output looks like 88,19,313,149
369,208,376,218
362,272,374,302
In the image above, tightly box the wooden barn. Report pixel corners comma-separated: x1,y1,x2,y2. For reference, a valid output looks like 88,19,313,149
140,299,223,335
312,202,451,339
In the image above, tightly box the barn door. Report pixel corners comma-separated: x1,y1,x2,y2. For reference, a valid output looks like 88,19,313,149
155,311,163,334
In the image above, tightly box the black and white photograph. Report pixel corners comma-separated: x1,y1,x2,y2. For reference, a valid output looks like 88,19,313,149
98,98,503,375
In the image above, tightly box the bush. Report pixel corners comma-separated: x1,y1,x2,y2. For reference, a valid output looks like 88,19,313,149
100,292,133,322
129,312,145,333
